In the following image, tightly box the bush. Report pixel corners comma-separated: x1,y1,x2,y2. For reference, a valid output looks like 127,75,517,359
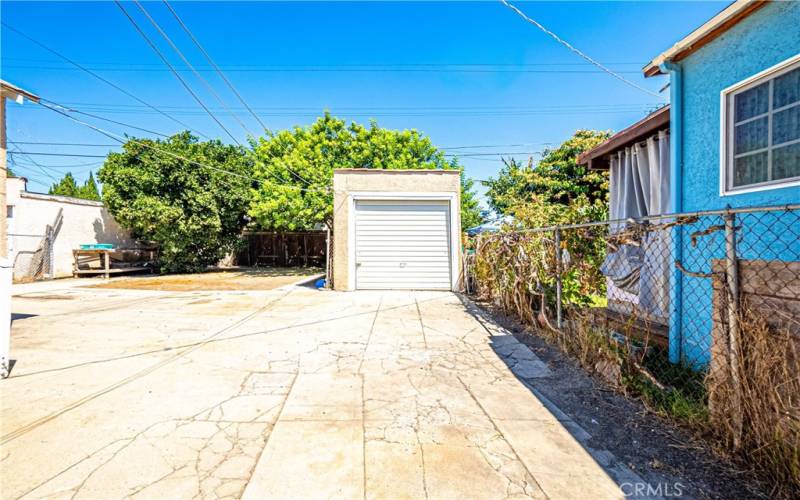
99,132,252,273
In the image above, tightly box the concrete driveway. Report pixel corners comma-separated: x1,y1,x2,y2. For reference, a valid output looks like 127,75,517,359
2,279,639,499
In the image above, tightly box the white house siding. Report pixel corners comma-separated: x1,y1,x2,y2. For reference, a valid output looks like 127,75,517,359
6,178,134,279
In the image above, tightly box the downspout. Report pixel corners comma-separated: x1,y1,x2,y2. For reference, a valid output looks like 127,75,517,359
661,61,683,364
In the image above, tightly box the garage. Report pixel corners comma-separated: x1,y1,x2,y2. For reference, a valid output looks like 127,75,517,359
332,169,462,291
354,200,451,290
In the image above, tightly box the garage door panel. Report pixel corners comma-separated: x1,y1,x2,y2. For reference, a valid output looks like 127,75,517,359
357,253,449,259
355,200,451,290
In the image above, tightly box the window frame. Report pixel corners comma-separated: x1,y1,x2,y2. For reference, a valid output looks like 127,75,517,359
720,53,800,196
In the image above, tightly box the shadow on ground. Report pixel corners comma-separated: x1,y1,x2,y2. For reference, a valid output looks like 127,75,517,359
457,293,769,499
84,267,323,291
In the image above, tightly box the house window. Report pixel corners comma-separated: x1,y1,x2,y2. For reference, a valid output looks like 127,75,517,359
723,57,800,193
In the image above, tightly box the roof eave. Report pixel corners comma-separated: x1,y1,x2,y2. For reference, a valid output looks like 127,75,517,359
577,105,671,170
643,0,768,77
0,80,40,103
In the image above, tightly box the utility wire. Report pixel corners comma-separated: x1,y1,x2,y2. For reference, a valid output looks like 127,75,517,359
135,1,317,188
4,56,644,67
9,141,119,147
10,160,100,170
1,22,210,139
8,152,107,158
3,64,645,74
114,0,241,145
7,146,60,183
39,99,327,193
162,0,269,132
133,0,255,138
37,98,169,137
498,0,665,99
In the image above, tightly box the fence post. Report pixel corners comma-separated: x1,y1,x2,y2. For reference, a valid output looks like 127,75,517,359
554,227,563,329
724,210,743,449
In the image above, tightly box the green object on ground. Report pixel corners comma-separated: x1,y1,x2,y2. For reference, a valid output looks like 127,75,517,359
80,244,114,250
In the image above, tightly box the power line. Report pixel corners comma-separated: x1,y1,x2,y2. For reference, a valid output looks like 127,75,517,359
162,0,268,132
9,141,119,147
114,0,241,145
440,143,548,150
37,98,170,137
38,99,328,193
499,0,665,100
52,101,659,110
132,0,255,138
3,56,646,68
444,152,542,157
10,160,99,170
2,64,646,74
146,0,315,188
14,105,656,118
12,100,658,113
9,152,107,158
1,22,210,139
7,146,60,183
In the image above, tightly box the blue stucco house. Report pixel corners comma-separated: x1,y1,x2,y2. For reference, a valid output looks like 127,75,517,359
580,0,800,367
647,0,799,365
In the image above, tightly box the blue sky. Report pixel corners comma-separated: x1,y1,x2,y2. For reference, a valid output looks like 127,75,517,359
2,1,726,202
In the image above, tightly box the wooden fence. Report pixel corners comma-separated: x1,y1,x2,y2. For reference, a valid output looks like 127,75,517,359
236,231,327,268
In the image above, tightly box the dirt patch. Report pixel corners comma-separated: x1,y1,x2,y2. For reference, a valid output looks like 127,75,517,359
471,298,770,500
85,268,322,292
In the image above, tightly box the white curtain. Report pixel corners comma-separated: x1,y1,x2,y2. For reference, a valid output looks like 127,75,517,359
609,130,670,221
604,131,671,321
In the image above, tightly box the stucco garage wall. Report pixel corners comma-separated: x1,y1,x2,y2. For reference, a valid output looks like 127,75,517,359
332,169,461,291
6,178,134,279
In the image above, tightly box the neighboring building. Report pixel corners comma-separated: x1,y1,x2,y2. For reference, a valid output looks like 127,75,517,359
578,106,672,344
580,0,800,366
332,169,462,291
2,81,39,379
6,177,134,279
578,105,671,221
1,80,39,259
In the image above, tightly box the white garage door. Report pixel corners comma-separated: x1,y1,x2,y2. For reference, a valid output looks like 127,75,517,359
355,200,452,290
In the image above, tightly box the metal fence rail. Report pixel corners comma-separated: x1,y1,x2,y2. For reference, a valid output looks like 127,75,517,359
467,204,800,469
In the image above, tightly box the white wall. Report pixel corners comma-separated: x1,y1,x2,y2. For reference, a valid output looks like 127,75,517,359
6,178,134,279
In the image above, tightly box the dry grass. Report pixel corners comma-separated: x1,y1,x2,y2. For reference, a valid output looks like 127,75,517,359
472,237,799,496
85,267,322,291
707,308,800,497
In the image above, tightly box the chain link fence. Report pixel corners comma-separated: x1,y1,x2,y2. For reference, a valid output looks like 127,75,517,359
467,204,800,491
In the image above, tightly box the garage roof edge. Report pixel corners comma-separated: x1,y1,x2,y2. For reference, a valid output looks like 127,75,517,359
333,169,459,174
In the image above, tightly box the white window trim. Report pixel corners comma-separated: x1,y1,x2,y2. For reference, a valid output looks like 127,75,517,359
346,191,460,291
719,52,800,196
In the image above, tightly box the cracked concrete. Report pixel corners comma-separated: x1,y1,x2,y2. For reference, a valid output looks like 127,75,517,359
3,279,639,499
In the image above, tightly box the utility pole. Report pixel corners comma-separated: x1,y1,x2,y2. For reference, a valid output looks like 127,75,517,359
1,80,39,378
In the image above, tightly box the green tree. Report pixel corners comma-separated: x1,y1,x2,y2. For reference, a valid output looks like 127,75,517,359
47,172,101,201
49,172,80,198
98,132,252,273
78,171,101,201
460,174,483,230
485,130,610,215
249,113,482,231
